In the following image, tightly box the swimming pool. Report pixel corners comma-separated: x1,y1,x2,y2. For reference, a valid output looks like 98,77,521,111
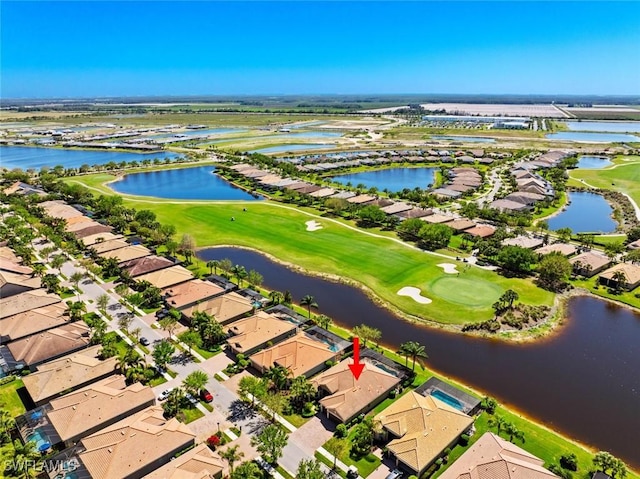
26,428,50,449
430,389,464,411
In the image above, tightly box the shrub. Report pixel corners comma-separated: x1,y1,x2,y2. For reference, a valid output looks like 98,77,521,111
482,396,498,414
459,434,470,446
207,435,221,448
335,424,348,438
560,453,578,471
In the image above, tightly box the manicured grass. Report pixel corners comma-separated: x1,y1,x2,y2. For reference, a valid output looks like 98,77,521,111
569,155,640,205
68,174,554,326
192,344,220,360
325,430,381,478
0,378,26,418
147,375,168,387
179,406,204,424
282,412,311,428
200,401,214,412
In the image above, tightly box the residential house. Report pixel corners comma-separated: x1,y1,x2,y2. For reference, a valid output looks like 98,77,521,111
535,243,577,257
120,255,176,278
312,357,401,423
98,245,152,264
570,252,611,277
503,236,544,250
23,345,118,406
0,302,70,343
464,224,496,238
142,443,225,479
80,232,124,247
162,279,225,310
0,289,60,320
599,263,640,291
0,270,41,298
135,265,194,290
226,310,297,356
374,391,473,476
438,432,559,479
89,239,131,255
180,291,253,326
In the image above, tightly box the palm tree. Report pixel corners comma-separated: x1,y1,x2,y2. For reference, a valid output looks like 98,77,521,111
289,375,316,410
158,316,179,339
182,370,209,398
268,290,284,305
67,301,87,321
230,264,248,287
231,461,262,479
96,293,110,313
488,415,506,435
502,289,519,309
206,260,220,275
300,294,318,318
30,263,46,277
10,439,40,478
504,421,525,443
324,437,347,470
220,445,244,475
69,271,85,294
315,314,332,330
612,270,627,293
152,340,175,370
50,254,66,273
403,341,428,372
397,342,412,368
264,365,291,391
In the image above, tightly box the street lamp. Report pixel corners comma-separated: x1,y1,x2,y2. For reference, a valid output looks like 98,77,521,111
217,422,220,433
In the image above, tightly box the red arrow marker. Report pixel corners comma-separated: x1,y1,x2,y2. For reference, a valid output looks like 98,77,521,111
348,337,365,380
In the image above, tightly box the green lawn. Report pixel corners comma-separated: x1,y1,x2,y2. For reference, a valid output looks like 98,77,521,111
323,430,381,478
569,155,640,205
67,174,553,326
179,406,204,424
0,378,26,418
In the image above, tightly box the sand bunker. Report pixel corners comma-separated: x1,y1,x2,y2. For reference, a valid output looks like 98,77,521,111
437,263,459,274
397,286,432,304
305,220,323,232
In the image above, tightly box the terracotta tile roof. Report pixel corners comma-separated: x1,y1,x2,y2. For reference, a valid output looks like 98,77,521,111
180,291,253,325
47,376,155,443
0,258,33,275
0,302,70,342
80,233,124,246
447,219,476,232
90,239,131,254
0,270,41,296
0,246,22,263
569,252,610,271
40,201,83,219
465,225,496,238
7,322,91,367
121,255,175,277
66,219,104,233
421,214,454,224
73,224,114,239
599,262,640,286
250,331,337,377
98,245,152,264
374,391,473,474
143,443,225,479
312,358,401,423
0,289,60,319
535,243,577,257
135,265,194,289
438,432,558,479
503,236,544,249
65,215,94,227
347,194,377,204
227,311,296,355
79,406,195,479
163,279,225,309
22,345,117,404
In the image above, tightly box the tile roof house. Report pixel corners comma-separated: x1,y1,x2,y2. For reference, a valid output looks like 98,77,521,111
73,224,114,239
135,265,194,290
142,443,225,479
76,406,196,479
23,345,118,406
312,358,401,423
65,219,104,233
227,311,297,356
250,331,340,378
535,243,577,257
0,302,71,343
599,263,640,291
162,279,225,310
121,255,176,278
464,225,496,238
180,291,253,326
503,236,544,250
98,245,152,264
5,322,92,371
0,257,33,275
374,391,473,476
438,432,559,479
89,239,131,255
80,232,124,247
0,270,41,298
570,252,611,277
0,289,60,320
40,201,84,220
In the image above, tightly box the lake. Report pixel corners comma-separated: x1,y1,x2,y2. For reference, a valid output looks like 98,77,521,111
548,192,617,233
431,135,496,143
564,121,640,133
576,156,612,169
199,246,640,468
546,132,640,143
249,144,336,154
331,167,437,191
109,166,263,200
0,146,180,170
148,128,247,139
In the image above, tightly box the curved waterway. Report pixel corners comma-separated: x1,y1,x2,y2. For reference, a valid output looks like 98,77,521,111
199,247,640,468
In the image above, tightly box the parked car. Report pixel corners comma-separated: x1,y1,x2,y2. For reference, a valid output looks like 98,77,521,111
346,466,359,479
385,470,403,479
200,389,213,403
158,389,172,401
140,337,150,346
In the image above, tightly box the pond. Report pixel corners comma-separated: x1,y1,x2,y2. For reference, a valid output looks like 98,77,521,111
0,146,180,170
148,128,247,139
564,121,640,133
576,156,612,169
431,135,496,143
109,166,263,201
249,144,336,154
546,132,640,143
199,246,640,468
547,192,617,233
330,167,437,192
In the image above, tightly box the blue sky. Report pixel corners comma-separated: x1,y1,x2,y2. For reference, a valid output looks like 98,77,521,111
2,1,639,98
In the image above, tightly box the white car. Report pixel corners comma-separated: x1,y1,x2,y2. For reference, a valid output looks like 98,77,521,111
157,389,172,401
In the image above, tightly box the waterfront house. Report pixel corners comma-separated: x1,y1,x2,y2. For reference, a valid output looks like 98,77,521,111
374,391,473,476
88,238,130,255
120,255,177,278
503,236,544,250
599,263,640,291
73,224,114,239
570,252,611,277
438,432,559,479
464,224,496,238
227,310,297,356
80,232,124,247
142,443,225,479
98,245,152,264
135,265,194,289
535,243,577,257
23,345,118,406
180,291,254,326
415,377,481,416
490,199,531,212
162,279,225,310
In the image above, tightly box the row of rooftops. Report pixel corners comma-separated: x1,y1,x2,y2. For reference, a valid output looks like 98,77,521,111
432,167,483,199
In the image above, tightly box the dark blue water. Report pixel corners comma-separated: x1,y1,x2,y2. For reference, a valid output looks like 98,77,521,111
109,166,263,200
576,156,612,169
565,121,640,133
331,167,436,191
0,146,180,170
198,246,640,468
546,132,640,143
548,192,617,233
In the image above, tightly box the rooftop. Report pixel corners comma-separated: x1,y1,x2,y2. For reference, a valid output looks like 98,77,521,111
80,232,124,246
135,265,194,289
89,239,131,254
180,291,253,325
599,262,640,285
0,257,33,275
0,289,60,320
98,245,152,264
121,255,176,277
414,377,481,415
0,301,70,342
438,432,558,479
142,443,225,479
569,251,610,271
227,311,296,355
163,279,225,309
0,270,41,296
503,236,544,249
535,243,577,257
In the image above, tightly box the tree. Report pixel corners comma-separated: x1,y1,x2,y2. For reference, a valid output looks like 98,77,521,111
264,365,291,391
324,437,348,470
41,273,60,294
206,260,219,275
352,324,381,347
504,421,525,443
300,294,318,318
219,445,244,475
191,311,226,348
417,223,453,250
497,246,537,274
66,301,86,321
537,252,572,291
604,241,625,262
593,451,617,475
69,271,85,293
559,453,578,471
231,264,248,287
250,424,288,464
611,458,628,479
397,218,425,241
488,415,506,435
118,314,134,333
131,326,142,343
351,417,374,456
397,342,412,368
556,227,573,243
247,269,263,288
178,330,202,356
89,318,108,345
50,253,66,273
296,459,325,479
159,315,179,338
402,341,428,372
165,240,179,257
283,290,293,305
9,438,41,478
611,270,628,293
163,387,186,418
261,391,287,422
289,375,316,411
500,289,519,309
30,262,46,278
625,249,640,264
268,290,284,305
96,293,110,313
219,258,233,277
315,314,332,330
179,234,196,264
231,461,262,479
357,205,386,227
182,370,209,398
152,340,175,370
238,376,267,407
